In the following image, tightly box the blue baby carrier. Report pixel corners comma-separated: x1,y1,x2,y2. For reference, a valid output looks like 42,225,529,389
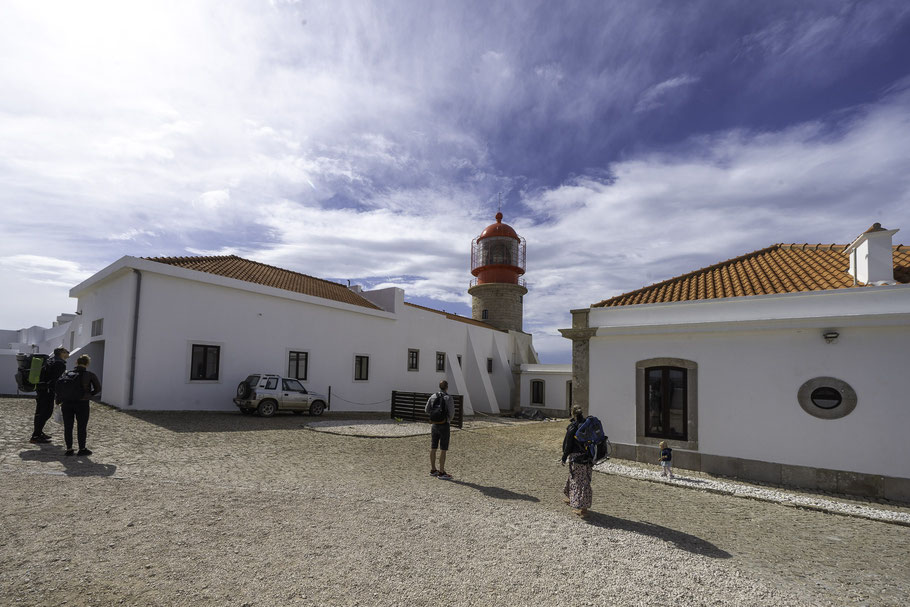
574,416,609,463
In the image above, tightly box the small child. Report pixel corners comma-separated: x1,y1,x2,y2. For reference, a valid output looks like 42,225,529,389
658,441,674,478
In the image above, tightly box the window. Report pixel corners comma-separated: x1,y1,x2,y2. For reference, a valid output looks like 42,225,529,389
190,344,220,381
482,309,489,320
457,355,462,368
91,318,103,337
354,355,369,381
265,376,278,390
531,379,545,406
487,358,493,373
288,351,308,380
436,352,446,372
283,379,305,392
407,349,419,371
644,366,687,440
797,377,857,419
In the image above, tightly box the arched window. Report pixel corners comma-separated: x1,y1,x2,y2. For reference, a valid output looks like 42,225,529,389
531,379,545,406
635,358,698,449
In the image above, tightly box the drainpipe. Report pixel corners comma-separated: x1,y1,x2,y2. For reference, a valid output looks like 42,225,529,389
128,269,142,407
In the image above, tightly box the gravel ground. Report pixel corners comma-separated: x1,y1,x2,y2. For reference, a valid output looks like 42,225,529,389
2,398,909,606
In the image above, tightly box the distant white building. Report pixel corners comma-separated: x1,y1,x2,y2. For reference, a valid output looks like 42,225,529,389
4,214,573,416
562,224,910,501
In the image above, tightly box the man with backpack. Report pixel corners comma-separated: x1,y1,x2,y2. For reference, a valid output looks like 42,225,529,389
55,354,102,456
29,347,69,444
425,380,455,480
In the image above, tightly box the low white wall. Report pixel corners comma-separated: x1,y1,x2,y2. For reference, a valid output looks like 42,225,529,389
588,323,910,479
519,365,571,411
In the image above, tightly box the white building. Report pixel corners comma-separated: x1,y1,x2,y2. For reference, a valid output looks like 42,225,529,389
58,253,539,414
3,213,576,415
561,224,910,501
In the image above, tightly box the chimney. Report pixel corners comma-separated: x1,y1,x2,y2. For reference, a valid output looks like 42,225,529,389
844,223,898,285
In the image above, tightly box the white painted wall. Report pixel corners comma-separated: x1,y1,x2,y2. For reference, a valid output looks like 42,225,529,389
587,287,910,479
519,364,571,410
69,258,523,413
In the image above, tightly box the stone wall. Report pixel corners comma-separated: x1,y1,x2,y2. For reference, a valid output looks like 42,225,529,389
469,282,527,332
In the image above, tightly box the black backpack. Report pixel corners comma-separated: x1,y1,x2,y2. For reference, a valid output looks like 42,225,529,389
427,392,448,423
55,369,87,401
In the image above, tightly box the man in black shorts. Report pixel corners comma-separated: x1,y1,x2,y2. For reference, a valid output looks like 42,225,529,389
425,380,455,480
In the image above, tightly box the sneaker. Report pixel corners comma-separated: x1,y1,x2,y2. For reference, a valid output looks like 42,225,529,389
64,449,74,456
429,469,439,477
30,436,50,444
40,433,52,440
437,472,452,480
76,449,93,456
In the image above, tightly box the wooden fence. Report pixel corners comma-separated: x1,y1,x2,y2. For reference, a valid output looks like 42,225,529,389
390,391,464,429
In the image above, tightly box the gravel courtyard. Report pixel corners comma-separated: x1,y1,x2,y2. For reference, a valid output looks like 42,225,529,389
1,397,908,607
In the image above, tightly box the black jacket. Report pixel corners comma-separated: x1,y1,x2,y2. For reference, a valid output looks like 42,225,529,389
38,356,68,394
58,366,102,403
562,418,591,464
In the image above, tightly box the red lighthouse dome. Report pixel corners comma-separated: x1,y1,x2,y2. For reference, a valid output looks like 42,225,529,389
471,212,526,285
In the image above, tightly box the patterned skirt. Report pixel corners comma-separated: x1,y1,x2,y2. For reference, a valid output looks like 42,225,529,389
563,461,593,509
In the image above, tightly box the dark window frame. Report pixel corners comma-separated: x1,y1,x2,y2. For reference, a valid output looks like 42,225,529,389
530,379,545,406
190,344,220,381
644,366,688,441
407,349,419,371
288,350,308,381
435,352,446,372
487,358,493,373
354,355,370,381
481,309,489,320
91,318,104,337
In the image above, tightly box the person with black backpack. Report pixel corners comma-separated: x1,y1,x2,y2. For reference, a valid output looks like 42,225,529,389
29,347,69,444
55,354,101,457
561,406,593,518
424,380,455,480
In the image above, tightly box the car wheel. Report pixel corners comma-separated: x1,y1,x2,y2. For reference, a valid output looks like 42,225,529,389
257,399,278,417
236,382,251,399
309,400,326,416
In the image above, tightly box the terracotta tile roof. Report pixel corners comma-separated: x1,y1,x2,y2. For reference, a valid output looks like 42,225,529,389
403,301,506,331
594,244,910,308
144,255,381,310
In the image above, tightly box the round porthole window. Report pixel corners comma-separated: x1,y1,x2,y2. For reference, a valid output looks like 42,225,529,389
810,387,842,409
798,377,857,419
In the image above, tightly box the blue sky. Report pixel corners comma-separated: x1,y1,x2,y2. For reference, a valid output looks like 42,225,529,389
2,0,909,362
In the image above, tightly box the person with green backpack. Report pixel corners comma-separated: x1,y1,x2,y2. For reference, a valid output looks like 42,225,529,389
29,347,69,444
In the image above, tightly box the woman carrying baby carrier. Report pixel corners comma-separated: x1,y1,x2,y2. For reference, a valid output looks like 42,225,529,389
561,405,593,518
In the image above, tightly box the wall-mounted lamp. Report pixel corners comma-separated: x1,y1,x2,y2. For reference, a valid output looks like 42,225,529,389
75,310,83,315
823,330,839,344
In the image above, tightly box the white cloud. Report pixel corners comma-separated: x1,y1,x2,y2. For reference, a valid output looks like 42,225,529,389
634,75,700,113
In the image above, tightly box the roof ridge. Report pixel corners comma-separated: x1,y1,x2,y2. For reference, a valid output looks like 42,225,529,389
403,301,504,331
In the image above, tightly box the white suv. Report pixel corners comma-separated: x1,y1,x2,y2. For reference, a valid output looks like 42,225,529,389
234,374,328,417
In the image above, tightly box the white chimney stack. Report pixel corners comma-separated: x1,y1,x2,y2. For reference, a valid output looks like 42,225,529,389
844,223,898,285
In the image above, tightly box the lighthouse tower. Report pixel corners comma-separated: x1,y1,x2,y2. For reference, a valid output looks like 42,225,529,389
468,212,527,332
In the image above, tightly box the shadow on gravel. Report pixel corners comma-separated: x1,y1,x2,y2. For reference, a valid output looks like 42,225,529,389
18,445,117,477
584,511,731,559
120,410,324,433
448,479,540,502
